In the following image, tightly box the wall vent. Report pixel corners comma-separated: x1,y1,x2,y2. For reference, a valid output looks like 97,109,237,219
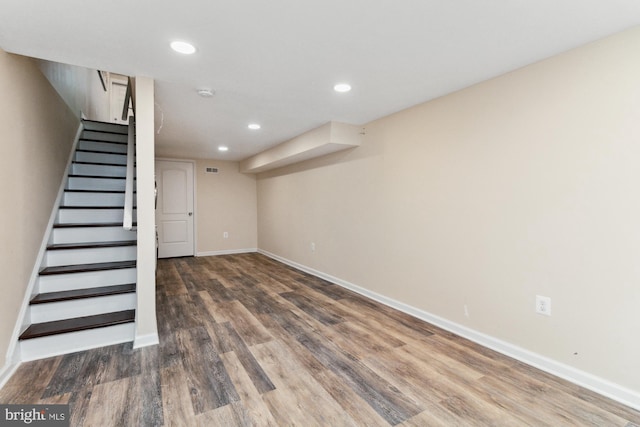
205,167,219,174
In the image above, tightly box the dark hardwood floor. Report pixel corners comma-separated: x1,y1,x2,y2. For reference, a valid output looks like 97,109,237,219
2,253,639,426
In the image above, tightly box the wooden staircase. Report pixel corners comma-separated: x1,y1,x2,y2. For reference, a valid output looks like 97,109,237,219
19,120,138,360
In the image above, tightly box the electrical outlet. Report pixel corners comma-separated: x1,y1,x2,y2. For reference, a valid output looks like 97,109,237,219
223,232,229,239
464,304,470,318
311,242,316,252
536,295,551,316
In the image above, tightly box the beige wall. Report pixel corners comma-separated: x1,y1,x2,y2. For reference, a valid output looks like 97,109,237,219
257,27,640,393
0,50,78,368
195,159,257,254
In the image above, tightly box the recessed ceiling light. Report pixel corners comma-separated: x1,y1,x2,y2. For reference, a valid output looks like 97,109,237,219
248,123,261,130
218,146,229,152
197,88,215,97
333,83,352,93
170,41,196,54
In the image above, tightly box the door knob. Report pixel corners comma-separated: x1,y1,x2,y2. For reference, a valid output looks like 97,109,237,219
188,212,193,216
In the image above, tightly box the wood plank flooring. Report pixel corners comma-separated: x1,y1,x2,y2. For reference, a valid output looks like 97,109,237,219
2,253,640,426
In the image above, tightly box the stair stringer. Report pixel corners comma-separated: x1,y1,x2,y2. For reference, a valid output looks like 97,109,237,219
4,122,84,371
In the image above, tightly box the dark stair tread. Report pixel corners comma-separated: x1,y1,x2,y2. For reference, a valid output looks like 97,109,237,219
40,260,136,275
53,222,137,228
65,189,134,194
59,206,136,210
82,118,128,125
80,138,128,145
76,149,127,156
19,310,135,340
30,284,136,305
47,240,137,250
68,174,126,180
82,119,128,133
73,161,128,167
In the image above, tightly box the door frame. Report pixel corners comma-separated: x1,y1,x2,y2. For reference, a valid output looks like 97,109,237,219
155,158,197,257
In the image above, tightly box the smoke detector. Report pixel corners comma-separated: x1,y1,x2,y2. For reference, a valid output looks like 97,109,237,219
197,88,215,98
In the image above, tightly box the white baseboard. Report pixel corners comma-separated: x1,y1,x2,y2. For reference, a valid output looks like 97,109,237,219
257,249,640,411
0,361,20,390
197,248,257,257
133,333,160,349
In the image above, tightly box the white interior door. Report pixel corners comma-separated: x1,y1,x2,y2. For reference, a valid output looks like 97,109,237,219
156,160,195,258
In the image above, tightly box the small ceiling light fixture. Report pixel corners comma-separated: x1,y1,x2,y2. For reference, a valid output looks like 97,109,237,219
218,145,229,152
197,88,215,98
333,83,352,93
170,41,196,54
248,123,261,130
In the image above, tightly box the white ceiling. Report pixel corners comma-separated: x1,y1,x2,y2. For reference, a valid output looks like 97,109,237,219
1,1,639,161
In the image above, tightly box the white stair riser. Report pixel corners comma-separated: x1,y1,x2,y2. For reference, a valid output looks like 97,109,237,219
52,226,136,244
72,163,127,177
75,151,126,165
67,177,126,191
82,130,128,143
57,208,136,224
63,192,136,207
20,323,135,362
37,268,137,293
46,246,137,267
30,293,136,323
83,121,128,134
78,140,127,153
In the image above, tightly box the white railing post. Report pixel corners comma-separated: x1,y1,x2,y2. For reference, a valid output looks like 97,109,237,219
123,115,135,230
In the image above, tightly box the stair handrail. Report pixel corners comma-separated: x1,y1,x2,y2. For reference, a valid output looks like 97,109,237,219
123,115,135,230
121,77,136,121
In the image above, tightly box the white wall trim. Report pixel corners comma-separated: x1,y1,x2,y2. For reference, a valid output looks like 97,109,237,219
257,249,640,411
197,248,257,257
3,122,84,375
0,361,20,390
133,333,160,349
